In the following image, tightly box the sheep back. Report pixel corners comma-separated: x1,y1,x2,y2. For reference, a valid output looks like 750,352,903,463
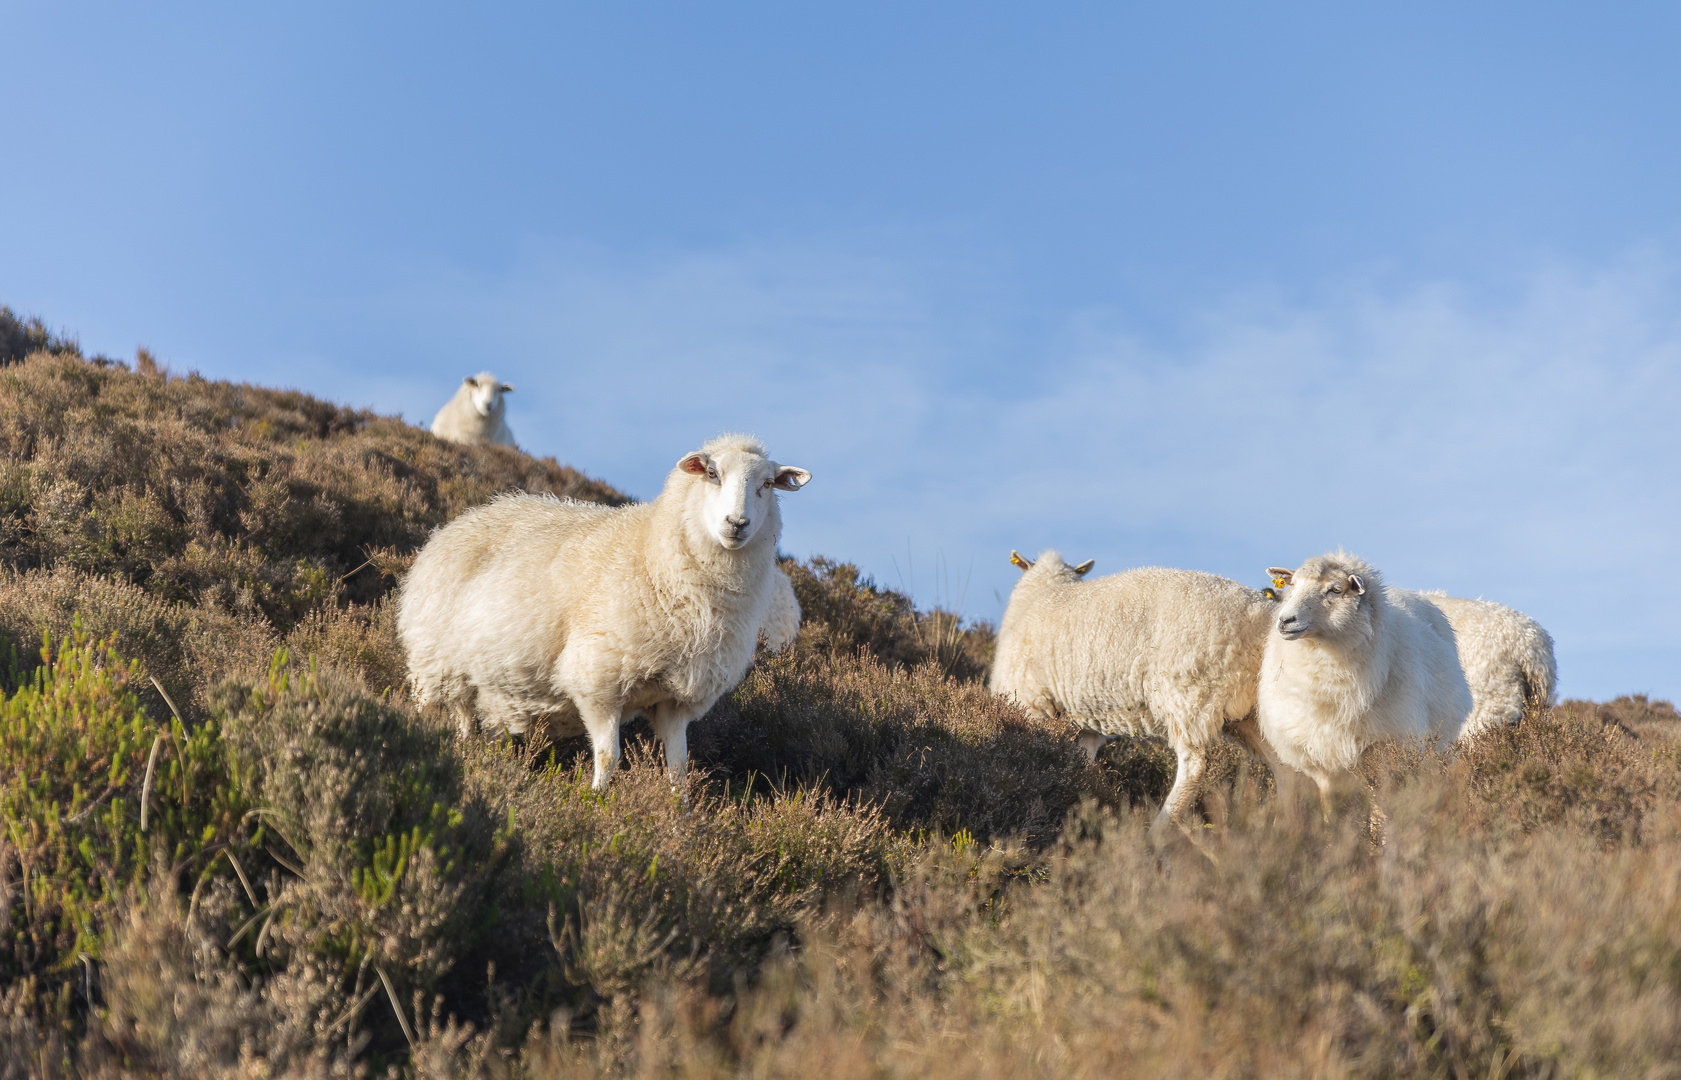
397,486,779,737
1426,593,1557,736
991,556,1276,749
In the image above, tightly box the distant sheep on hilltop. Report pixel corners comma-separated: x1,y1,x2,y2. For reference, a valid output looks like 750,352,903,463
430,372,516,447
397,433,811,793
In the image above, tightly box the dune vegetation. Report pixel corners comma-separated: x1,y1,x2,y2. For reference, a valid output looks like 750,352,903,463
2,306,1680,1078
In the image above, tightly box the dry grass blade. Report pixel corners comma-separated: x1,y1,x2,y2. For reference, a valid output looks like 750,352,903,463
148,674,186,727
138,732,162,833
377,965,417,1052
328,979,384,1035
225,849,259,908
225,905,271,949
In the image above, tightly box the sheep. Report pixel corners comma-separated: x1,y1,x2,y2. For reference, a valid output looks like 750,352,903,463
396,433,811,791
989,550,1293,835
1257,551,1472,802
430,372,516,447
1421,592,1557,737
759,566,802,653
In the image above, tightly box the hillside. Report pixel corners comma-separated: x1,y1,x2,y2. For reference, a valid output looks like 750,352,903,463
3,307,1681,1078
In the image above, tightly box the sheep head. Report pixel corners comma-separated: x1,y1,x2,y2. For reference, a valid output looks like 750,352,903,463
1012,550,1094,581
674,435,809,552
1270,551,1377,643
465,372,513,418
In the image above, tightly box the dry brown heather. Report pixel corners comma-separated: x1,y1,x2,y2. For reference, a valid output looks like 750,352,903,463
2,309,1681,1077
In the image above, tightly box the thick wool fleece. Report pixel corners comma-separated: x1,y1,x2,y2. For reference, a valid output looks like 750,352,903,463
429,372,515,447
1424,592,1557,737
1258,551,1471,794
990,551,1286,833
398,434,799,790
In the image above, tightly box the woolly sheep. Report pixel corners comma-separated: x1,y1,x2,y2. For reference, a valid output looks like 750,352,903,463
759,567,802,653
397,433,811,791
989,550,1292,835
1257,551,1472,800
430,372,516,447
1422,592,1557,737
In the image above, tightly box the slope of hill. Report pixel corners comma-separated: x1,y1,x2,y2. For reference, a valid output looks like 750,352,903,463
3,309,1681,1079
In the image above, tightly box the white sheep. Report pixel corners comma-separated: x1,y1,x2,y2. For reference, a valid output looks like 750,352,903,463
429,372,516,447
1422,592,1557,737
989,550,1292,835
397,433,810,791
1257,551,1472,801
759,566,802,653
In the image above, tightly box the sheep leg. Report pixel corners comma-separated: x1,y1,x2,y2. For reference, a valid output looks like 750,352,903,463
650,700,704,800
577,699,625,792
1224,713,1298,806
1151,743,1208,836
1306,769,1339,820
1076,729,1113,762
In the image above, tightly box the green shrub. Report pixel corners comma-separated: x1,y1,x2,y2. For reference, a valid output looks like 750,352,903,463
0,626,255,1021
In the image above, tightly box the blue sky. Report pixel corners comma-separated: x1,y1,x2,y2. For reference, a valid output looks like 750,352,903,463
3,2,1678,700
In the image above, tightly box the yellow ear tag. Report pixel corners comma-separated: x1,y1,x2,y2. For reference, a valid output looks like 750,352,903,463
1271,576,1289,589
1010,553,1029,569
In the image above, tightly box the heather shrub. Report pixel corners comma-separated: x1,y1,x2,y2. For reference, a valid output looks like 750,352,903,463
0,627,257,1033
204,656,511,1065
0,350,624,639
0,307,80,367
454,745,903,1056
689,646,1090,844
527,771,1681,1080
26,653,906,1077
782,556,993,681
0,566,280,724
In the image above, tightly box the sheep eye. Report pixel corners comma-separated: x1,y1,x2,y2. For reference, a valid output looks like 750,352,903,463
1327,586,1342,596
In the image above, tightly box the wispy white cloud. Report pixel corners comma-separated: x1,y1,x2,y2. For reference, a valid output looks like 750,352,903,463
271,241,1680,702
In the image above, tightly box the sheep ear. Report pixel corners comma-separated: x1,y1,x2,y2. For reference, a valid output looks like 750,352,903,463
678,453,710,475
1266,567,1294,587
500,383,515,392
1347,574,1365,596
463,376,476,386
1263,586,1282,601
1072,559,1095,576
772,466,810,491
1010,550,1033,571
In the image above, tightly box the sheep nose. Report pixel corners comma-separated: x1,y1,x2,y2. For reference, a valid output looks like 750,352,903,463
726,514,749,529
1277,614,1297,632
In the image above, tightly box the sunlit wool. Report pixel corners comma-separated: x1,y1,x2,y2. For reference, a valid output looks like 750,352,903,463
758,566,802,654
1424,592,1558,737
989,551,1287,834
428,371,516,447
397,433,810,791
1258,550,1471,796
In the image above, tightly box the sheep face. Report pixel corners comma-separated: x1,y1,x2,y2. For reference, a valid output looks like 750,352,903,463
466,372,513,418
1268,554,1377,644
677,444,810,551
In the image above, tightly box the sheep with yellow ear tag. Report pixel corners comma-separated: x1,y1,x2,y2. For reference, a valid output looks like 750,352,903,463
990,549,1294,838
